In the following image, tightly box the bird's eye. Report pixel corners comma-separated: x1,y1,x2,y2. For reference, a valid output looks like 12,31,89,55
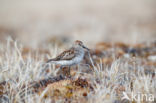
79,42,82,45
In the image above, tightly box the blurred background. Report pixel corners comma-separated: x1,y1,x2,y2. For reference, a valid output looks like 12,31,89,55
0,0,156,48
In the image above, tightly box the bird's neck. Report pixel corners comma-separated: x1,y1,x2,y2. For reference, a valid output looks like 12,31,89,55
74,47,85,55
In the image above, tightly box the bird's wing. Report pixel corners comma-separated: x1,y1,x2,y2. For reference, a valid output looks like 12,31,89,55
53,48,76,61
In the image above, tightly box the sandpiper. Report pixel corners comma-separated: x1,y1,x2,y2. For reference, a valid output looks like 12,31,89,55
46,40,90,67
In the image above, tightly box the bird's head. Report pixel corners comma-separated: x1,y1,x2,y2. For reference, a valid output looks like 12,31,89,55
74,40,90,51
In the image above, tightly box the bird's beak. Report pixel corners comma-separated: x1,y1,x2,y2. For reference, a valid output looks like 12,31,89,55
82,45,90,51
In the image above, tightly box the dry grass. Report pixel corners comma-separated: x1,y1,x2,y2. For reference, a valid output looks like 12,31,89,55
0,1,156,102
0,38,155,103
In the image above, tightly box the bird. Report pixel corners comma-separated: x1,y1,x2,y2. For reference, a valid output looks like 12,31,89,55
46,40,90,67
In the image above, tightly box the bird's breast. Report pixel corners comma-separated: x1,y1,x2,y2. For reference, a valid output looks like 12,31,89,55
72,51,85,64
